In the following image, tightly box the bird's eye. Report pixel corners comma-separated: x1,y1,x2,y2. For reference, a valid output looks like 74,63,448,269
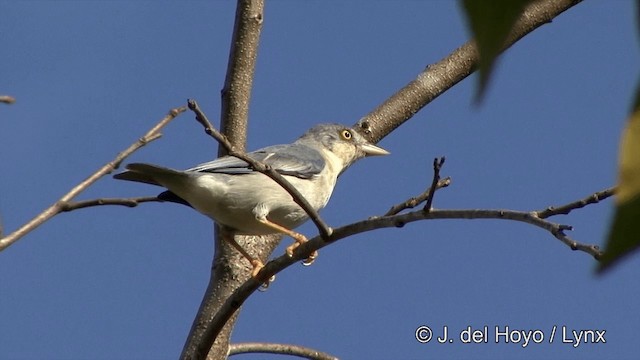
341,129,353,140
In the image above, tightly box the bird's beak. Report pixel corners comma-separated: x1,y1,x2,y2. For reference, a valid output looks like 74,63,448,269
360,142,390,156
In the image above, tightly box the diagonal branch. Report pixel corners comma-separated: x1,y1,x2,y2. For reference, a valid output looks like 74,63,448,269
355,0,583,144
385,177,451,216
229,342,338,360
188,99,333,239
60,197,163,211
0,106,186,251
536,187,616,218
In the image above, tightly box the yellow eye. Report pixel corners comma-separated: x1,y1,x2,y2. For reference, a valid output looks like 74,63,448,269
341,129,353,140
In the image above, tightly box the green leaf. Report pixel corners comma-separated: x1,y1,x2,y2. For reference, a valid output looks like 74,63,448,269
460,0,532,102
599,197,640,273
598,86,640,273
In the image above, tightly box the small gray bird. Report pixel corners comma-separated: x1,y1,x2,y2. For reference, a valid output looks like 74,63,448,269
114,123,389,277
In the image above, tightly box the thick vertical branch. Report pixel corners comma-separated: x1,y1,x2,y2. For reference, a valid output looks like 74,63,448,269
217,1,264,153
180,1,267,360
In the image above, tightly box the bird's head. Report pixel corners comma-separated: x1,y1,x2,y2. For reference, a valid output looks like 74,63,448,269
297,123,389,171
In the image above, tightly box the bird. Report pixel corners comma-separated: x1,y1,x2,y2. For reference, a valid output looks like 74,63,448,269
114,123,389,278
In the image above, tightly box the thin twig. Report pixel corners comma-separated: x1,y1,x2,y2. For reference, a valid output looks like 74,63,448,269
60,197,163,211
0,106,186,251
198,186,609,352
536,187,616,219
0,95,16,104
229,342,338,360
423,157,445,212
385,177,451,216
187,99,333,239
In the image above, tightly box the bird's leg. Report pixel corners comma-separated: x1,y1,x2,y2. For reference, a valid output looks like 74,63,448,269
221,232,265,278
255,217,318,266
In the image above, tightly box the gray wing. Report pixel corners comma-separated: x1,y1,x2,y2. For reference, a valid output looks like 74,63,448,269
187,144,325,179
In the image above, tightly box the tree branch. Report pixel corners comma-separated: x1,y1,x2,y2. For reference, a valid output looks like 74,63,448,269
198,185,608,353
59,197,163,211
229,342,338,360
188,99,333,239
0,106,186,251
180,1,266,360
385,157,450,216
385,177,451,216
355,0,583,143
423,157,446,212
536,187,616,218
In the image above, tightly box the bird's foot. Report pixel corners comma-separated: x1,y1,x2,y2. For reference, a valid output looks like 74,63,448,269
302,250,318,266
251,259,275,288
250,259,265,278
286,235,318,266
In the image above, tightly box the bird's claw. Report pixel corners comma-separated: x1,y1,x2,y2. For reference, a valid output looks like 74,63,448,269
285,242,298,258
250,259,265,278
250,259,275,288
302,251,318,266
258,275,276,291
286,241,318,266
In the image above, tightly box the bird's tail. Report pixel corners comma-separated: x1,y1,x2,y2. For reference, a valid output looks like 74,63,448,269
113,163,185,187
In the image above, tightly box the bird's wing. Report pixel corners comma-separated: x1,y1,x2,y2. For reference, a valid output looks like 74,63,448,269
187,144,326,179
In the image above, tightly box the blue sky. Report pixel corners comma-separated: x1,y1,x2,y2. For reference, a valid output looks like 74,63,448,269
1,1,638,359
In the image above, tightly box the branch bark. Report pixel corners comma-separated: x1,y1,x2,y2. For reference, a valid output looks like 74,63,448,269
200,186,610,346
229,342,338,360
60,196,163,211
354,0,583,143
536,187,616,218
180,1,266,360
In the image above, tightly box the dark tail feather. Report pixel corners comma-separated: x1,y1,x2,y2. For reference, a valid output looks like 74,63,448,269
158,190,192,207
114,163,192,207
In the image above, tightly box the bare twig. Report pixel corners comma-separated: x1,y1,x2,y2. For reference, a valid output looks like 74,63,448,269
0,95,16,104
423,157,445,212
385,177,451,216
60,196,163,211
0,106,186,251
188,99,333,240
536,187,616,219
229,342,338,360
